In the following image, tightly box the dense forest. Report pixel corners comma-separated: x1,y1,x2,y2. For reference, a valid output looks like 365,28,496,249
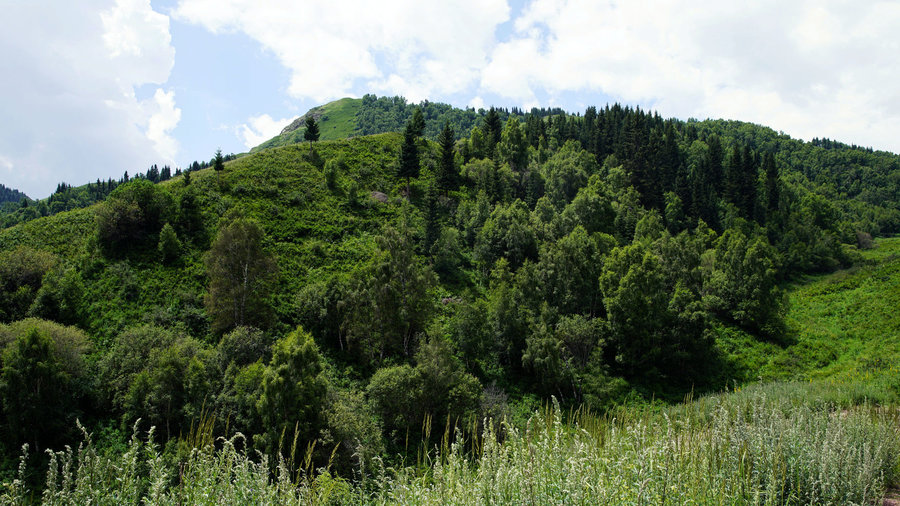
0,185,27,205
0,96,899,493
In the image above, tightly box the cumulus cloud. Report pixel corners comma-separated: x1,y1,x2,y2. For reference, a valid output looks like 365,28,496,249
173,0,510,103
238,114,295,149
145,89,182,160
480,0,900,152
0,0,177,198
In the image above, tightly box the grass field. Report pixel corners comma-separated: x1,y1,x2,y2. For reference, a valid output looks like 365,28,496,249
251,98,362,152
716,236,900,394
3,380,896,505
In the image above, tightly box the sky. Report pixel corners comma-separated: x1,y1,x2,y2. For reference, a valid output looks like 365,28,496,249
2,0,900,198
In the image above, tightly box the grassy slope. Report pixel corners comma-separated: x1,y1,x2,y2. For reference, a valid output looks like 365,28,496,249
718,236,900,389
251,97,361,152
0,133,410,345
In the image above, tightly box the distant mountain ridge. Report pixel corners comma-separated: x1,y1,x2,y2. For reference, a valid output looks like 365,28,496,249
0,183,28,204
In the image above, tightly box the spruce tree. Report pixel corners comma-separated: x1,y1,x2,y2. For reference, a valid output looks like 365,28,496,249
483,107,502,158
436,122,457,194
764,152,780,213
740,145,758,218
304,116,320,143
214,148,224,186
410,107,426,137
724,145,742,206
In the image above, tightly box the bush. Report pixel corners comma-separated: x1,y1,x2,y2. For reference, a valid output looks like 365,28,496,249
0,319,91,450
0,246,57,322
96,180,175,257
157,223,182,264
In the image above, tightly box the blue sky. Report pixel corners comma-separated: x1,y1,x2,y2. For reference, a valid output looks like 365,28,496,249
2,0,900,198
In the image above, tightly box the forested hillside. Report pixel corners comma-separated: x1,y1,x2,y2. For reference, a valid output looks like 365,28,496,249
0,98,899,494
0,185,27,205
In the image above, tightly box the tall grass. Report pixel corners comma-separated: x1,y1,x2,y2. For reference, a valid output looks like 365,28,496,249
377,383,899,505
1,381,896,505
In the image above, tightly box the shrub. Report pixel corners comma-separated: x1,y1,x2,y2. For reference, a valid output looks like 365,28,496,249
157,223,182,264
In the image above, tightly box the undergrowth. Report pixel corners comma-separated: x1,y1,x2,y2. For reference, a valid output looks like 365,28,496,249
2,381,897,505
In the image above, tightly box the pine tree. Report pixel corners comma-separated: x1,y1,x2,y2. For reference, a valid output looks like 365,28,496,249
436,122,457,194
483,107,502,158
724,145,742,206
304,116,320,144
410,107,426,137
739,145,758,218
764,152,780,213
706,135,724,196
214,148,224,186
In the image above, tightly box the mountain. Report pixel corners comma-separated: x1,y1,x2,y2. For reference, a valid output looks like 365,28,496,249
251,94,554,153
0,97,899,498
0,183,28,204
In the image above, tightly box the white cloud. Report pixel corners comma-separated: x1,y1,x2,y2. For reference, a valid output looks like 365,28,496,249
238,114,295,149
145,88,182,160
0,0,177,198
173,0,510,102
480,0,900,152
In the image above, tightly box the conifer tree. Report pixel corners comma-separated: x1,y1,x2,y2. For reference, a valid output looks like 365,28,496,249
409,107,426,137
739,145,758,218
764,152,780,213
304,116,320,143
214,148,224,185
436,122,457,194
483,107,502,158
725,145,742,206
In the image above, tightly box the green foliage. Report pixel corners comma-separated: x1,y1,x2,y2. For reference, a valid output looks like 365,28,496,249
377,383,899,505
475,200,537,270
0,246,57,322
96,179,175,257
701,228,786,336
721,237,900,384
27,266,85,327
398,121,420,194
253,97,361,151
409,108,426,137
498,117,527,171
342,222,437,360
4,381,898,505
99,325,178,418
0,320,90,450
435,122,458,193
366,337,481,441
543,141,596,207
600,241,709,382
461,158,515,203
2,96,900,495
304,116,320,143
214,149,225,173
430,227,464,279
124,336,214,440
258,326,328,451
204,216,278,334
156,223,181,264
321,389,384,476
535,226,606,317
